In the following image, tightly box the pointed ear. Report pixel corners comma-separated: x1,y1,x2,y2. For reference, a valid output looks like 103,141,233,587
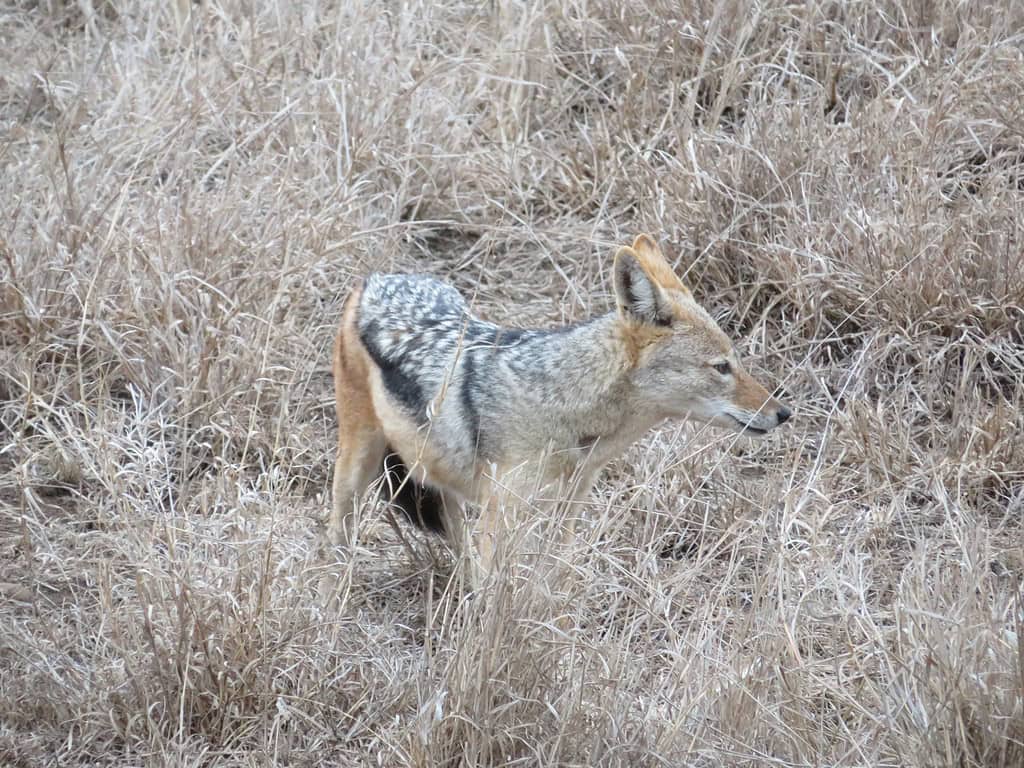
631,234,664,263
613,247,673,326
631,233,692,297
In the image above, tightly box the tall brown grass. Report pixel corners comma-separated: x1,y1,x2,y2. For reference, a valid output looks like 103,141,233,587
1,1,1022,765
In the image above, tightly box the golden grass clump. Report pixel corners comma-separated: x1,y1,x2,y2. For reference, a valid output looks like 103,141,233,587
1,1,1022,765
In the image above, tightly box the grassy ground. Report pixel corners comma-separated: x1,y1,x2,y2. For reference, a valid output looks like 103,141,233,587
2,1,1023,765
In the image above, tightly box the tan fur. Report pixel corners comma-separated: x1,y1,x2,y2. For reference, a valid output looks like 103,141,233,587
734,367,774,413
329,281,388,547
630,234,692,296
612,318,673,367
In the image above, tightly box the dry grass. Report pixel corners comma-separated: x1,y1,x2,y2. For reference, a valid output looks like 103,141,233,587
2,0,1023,765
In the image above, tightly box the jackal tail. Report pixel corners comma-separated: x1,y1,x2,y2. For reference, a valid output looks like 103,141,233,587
381,448,446,534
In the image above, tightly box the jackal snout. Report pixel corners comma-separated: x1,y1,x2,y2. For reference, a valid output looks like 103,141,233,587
753,403,792,433
720,365,792,436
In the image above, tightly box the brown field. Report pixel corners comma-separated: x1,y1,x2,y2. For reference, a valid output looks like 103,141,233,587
2,1,1023,765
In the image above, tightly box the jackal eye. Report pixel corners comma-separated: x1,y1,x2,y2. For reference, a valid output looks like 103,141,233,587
713,361,732,376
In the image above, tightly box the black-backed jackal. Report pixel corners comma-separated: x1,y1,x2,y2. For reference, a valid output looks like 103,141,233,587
328,235,790,581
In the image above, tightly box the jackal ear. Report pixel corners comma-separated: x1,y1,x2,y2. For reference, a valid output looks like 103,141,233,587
613,247,673,326
632,233,693,296
631,234,664,263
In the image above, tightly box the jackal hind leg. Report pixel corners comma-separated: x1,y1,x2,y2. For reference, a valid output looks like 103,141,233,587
327,428,386,551
319,427,385,606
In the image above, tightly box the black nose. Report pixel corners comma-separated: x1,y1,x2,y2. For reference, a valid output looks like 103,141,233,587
776,406,792,425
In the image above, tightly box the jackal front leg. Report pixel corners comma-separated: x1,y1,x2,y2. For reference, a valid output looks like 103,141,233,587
468,493,505,588
556,467,600,554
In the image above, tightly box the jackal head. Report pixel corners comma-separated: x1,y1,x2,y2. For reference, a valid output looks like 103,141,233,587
612,234,791,436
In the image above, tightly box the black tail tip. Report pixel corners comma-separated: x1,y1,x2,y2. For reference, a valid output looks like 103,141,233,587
381,449,446,535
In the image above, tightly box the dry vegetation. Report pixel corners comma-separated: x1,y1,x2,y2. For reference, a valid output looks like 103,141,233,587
2,0,1023,765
